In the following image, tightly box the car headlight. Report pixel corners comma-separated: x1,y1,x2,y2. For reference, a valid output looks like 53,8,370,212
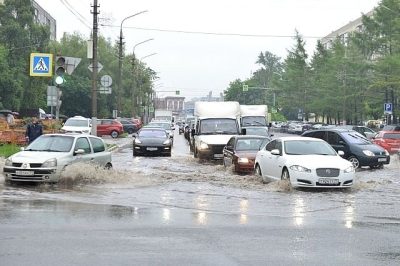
163,139,171,145
344,165,355,173
199,142,209,150
362,150,375,157
289,165,311,173
42,158,57,168
134,138,142,144
238,157,249,164
5,158,12,166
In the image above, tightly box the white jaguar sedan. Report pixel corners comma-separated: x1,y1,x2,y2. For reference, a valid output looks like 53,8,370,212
254,136,355,188
3,134,112,183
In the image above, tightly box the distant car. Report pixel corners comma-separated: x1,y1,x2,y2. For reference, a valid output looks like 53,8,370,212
132,127,172,157
223,135,271,173
254,136,355,188
302,128,390,169
61,116,92,134
382,124,400,131
3,134,112,183
120,119,138,134
96,119,124,138
242,126,270,137
147,121,174,141
337,125,377,139
372,131,400,154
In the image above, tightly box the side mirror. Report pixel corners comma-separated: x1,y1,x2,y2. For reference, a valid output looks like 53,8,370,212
271,149,280,156
74,148,85,155
338,150,345,156
132,133,138,138
241,128,247,135
268,122,272,128
269,134,274,137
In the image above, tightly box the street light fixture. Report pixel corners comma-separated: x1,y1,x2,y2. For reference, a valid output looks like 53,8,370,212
140,53,157,61
117,10,148,116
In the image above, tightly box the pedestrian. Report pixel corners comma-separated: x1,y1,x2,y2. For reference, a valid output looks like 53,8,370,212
25,117,43,144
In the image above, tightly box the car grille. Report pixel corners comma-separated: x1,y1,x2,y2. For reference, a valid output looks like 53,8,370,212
316,168,340,177
12,163,42,168
210,145,225,154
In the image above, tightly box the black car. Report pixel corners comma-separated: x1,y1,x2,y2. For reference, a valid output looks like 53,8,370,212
132,127,172,156
120,119,138,134
302,128,390,169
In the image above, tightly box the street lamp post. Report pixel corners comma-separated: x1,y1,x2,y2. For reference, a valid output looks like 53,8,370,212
117,10,148,117
131,39,154,117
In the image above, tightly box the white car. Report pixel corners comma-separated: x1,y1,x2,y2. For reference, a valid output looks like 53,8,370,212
61,116,92,134
3,134,112,183
254,136,355,188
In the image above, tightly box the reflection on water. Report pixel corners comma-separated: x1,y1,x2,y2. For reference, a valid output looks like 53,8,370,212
293,196,305,226
239,199,249,225
194,194,209,225
163,208,171,222
197,211,207,225
344,195,355,229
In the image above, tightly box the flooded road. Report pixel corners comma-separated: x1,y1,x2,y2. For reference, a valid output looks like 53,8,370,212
1,131,400,265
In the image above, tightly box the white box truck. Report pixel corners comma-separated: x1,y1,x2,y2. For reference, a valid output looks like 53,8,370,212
240,105,268,127
192,101,241,159
154,109,173,122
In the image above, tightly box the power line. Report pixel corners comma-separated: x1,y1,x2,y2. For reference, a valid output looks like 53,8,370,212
59,0,91,29
100,24,327,39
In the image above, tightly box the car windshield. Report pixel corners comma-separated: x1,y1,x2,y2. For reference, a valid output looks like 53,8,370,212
200,118,238,134
341,132,371,144
236,138,268,151
139,130,167,138
64,119,89,127
242,116,266,126
245,127,269,136
284,140,337,155
25,135,74,152
148,123,171,130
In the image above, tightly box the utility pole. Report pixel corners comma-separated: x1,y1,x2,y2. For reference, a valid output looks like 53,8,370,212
91,0,99,118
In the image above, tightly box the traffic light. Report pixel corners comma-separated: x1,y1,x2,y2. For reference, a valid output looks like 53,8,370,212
54,56,66,85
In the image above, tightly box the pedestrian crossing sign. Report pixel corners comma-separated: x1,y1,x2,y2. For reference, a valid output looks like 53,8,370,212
30,53,53,77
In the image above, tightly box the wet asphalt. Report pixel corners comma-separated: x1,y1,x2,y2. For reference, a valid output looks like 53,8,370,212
0,130,399,265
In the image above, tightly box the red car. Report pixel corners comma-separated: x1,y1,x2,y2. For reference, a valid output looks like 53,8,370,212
372,131,400,154
97,119,124,138
223,135,271,173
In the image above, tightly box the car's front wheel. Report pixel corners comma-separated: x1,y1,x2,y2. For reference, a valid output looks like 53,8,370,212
281,168,290,180
127,128,134,134
348,156,360,168
111,130,119,138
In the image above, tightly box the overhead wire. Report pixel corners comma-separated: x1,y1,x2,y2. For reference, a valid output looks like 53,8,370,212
58,0,91,29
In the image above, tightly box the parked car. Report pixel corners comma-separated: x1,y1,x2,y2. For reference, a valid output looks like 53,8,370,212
120,119,138,134
302,128,390,169
337,125,377,139
3,134,112,183
372,131,400,154
382,124,400,131
223,135,271,173
132,127,172,157
97,119,124,138
61,116,91,134
254,136,355,188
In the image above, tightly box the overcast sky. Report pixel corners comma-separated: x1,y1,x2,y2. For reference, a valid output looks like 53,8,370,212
36,0,380,100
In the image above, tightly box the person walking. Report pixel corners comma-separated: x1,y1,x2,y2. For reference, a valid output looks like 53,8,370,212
25,118,43,144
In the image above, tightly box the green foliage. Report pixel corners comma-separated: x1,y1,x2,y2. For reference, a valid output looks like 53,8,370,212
0,144,20,158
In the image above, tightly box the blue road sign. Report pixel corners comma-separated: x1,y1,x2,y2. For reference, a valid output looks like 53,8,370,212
30,53,53,77
384,103,393,114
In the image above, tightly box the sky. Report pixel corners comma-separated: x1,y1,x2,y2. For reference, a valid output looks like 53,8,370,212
35,0,380,100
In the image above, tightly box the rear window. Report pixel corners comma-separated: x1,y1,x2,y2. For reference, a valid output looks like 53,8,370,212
383,133,400,139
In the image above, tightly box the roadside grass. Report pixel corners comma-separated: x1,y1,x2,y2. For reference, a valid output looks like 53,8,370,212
0,144,21,158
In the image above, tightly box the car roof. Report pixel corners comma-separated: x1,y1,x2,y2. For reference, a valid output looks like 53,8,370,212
41,133,102,139
140,127,166,131
276,136,325,142
234,135,270,139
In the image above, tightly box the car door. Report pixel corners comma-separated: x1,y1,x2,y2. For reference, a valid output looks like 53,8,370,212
89,137,110,166
258,140,277,178
327,131,349,156
269,140,285,179
73,136,94,164
223,137,235,167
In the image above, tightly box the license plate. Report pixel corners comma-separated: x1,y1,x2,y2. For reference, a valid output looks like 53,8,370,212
146,147,158,151
15,170,34,176
318,178,339,185
214,154,223,159
378,158,386,162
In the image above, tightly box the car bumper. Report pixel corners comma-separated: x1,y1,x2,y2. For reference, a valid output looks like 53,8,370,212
289,171,354,188
133,145,171,156
234,161,255,173
358,155,390,167
3,167,60,182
